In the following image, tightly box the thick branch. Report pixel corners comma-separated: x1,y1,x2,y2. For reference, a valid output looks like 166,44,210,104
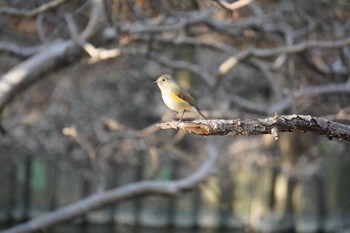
0,146,217,233
156,115,350,141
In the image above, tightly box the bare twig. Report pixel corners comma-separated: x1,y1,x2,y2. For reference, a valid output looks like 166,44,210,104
1,145,217,233
156,114,350,141
0,0,69,17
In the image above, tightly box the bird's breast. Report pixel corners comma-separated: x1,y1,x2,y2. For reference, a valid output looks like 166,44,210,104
161,90,192,112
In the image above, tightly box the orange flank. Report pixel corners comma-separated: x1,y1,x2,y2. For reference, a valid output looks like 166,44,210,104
168,91,193,110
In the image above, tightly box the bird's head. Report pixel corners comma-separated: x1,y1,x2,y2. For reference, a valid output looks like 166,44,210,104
154,74,177,90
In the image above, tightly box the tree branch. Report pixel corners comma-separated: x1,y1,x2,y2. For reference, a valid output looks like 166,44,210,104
156,115,350,141
0,145,217,233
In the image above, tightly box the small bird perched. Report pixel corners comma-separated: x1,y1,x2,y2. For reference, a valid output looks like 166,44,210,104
154,74,207,121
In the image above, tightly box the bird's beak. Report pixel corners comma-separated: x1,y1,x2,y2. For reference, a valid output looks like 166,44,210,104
153,81,158,84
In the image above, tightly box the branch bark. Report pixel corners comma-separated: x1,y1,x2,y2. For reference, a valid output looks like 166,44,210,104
0,145,217,233
156,115,350,141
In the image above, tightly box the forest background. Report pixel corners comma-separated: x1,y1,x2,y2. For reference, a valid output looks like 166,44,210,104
0,0,350,233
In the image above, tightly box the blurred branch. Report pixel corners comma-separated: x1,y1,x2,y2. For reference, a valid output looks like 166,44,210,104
157,114,350,141
250,58,283,100
148,52,214,86
0,0,69,17
219,36,350,76
0,42,42,57
304,52,350,76
81,0,106,39
0,40,78,112
65,13,121,63
125,0,144,18
269,82,350,113
120,9,214,34
325,106,350,122
231,81,350,114
36,14,48,43
138,35,237,53
0,0,106,112
1,145,217,233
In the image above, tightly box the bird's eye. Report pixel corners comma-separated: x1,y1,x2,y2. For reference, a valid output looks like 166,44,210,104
162,78,165,81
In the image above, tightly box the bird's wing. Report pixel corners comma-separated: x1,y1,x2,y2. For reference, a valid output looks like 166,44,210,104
175,89,196,106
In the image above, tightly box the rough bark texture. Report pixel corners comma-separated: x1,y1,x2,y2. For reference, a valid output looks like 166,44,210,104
157,115,350,141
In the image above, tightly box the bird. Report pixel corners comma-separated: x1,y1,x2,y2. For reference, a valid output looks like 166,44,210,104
154,74,207,121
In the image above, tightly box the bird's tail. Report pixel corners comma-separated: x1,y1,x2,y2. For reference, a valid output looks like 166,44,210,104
195,106,207,119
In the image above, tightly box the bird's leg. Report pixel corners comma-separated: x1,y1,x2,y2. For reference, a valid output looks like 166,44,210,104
170,112,178,121
179,110,186,121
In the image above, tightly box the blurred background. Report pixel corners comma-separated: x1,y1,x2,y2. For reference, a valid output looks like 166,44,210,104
0,0,350,232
